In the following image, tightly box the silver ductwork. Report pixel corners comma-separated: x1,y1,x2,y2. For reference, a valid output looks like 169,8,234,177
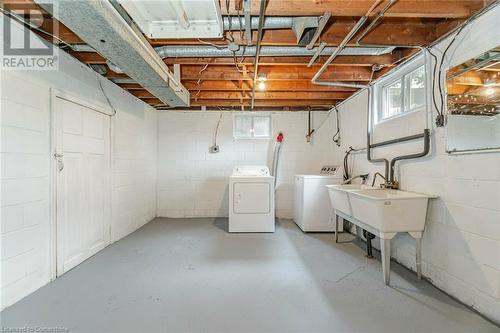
71,44,396,58
106,60,123,74
155,45,395,58
223,16,300,30
36,0,189,107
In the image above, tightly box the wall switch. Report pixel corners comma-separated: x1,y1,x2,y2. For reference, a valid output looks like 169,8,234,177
209,145,220,153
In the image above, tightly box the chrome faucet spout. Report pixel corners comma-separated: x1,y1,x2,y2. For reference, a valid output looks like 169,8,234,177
343,173,369,185
372,171,399,189
371,172,386,187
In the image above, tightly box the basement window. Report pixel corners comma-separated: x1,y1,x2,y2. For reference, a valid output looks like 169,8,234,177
234,114,272,139
379,63,426,122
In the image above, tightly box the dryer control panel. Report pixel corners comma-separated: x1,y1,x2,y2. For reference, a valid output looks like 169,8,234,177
320,165,341,175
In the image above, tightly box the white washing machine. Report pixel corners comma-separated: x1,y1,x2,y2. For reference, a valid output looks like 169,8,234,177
229,166,275,233
294,166,343,232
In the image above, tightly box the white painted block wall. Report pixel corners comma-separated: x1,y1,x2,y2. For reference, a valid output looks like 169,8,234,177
0,16,157,309
157,111,339,219
333,6,500,323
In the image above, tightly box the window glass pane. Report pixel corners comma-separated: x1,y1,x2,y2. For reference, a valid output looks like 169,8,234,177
385,80,402,119
234,115,271,139
253,116,271,137
234,115,252,138
405,66,425,111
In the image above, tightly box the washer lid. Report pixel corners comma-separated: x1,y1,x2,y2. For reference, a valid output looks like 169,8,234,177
232,165,270,177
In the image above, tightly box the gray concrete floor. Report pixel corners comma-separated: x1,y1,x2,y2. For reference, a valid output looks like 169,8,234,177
1,218,499,333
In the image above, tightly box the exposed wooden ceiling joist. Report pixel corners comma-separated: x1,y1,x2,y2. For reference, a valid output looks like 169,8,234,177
149,99,341,107
132,90,353,100
219,0,486,18
2,0,491,110
70,52,401,67
148,18,443,47
181,80,359,91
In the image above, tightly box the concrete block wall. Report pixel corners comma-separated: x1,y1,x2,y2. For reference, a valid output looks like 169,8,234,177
112,106,157,242
332,5,500,323
157,111,339,219
1,73,52,310
0,16,158,309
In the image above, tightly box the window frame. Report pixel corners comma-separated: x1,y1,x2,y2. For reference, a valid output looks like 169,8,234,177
233,113,272,140
375,54,428,124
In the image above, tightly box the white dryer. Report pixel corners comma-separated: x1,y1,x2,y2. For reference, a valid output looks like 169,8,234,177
294,166,343,232
229,166,275,233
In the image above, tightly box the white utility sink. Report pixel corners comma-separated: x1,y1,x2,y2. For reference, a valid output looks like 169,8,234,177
326,184,437,285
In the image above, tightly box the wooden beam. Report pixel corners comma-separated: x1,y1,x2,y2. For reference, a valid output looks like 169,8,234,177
70,51,105,63
105,65,373,81
139,98,338,107
71,51,400,68
39,16,457,48
149,18,442,47
181,80,358,91
132,90,352,100
189,99,339,107
177,65,373,81
163,54,398,66
219,0,486,18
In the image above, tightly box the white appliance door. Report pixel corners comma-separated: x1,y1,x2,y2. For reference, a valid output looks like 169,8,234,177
233,182,270,214
54,97,111,276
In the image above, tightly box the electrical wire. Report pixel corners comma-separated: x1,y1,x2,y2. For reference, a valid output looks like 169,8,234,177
236,9,245,42
234,8,247,69
97,78,117,116
232,52,245,73
213,111,223,146
0,7,74,50
332,107,341,146
196,38,226,49
426,47,441,116
225,0,235,42
343,146,365,181
196,63,210,85
436,22,470,115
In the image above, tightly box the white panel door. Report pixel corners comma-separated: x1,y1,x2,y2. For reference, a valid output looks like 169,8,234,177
233,182,270,214
54,97,111,276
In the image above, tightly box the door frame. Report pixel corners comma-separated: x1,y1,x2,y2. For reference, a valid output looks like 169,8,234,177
49,88,114,280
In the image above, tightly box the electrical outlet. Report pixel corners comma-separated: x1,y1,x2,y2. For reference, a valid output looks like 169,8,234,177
209,145,220,153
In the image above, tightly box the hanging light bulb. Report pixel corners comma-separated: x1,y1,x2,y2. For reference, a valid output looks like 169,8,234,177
257,74,267,91
258,81,266,91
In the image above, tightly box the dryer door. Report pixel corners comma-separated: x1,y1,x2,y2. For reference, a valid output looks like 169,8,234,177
233,182,270,214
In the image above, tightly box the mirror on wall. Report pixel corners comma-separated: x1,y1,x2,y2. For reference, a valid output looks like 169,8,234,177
446,46,500,153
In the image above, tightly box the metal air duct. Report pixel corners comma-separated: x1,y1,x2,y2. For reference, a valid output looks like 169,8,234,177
36,0,189,107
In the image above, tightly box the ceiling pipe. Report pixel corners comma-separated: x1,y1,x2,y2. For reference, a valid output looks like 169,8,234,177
355,0,399,45
251,0,267,110
223,16,305,30
71,43,394,58
154,45,394,58
311,0,383,89
36,0,189,107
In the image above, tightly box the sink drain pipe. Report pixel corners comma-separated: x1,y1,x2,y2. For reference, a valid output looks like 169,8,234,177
363,230,376,258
